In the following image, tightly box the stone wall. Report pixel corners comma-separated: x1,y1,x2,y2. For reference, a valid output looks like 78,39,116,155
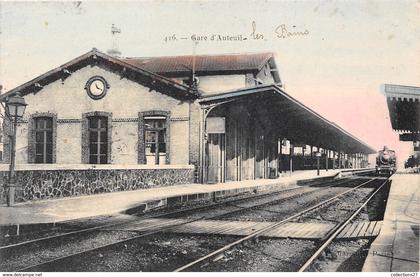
0,167,194,204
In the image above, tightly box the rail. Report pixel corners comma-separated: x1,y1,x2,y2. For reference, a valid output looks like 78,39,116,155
298,178,389,272
174,177,377,272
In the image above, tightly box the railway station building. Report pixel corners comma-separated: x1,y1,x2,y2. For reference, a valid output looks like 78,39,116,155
0,49,374,203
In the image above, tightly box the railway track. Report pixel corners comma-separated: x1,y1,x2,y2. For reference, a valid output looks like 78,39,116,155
1,176,373,272
297,178,389,272
173,177,381,271
0,176,350,250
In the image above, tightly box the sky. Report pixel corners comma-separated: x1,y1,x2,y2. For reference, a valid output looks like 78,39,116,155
0,0,419,166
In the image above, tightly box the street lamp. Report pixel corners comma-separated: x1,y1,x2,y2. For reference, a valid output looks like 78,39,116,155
4,93,27,206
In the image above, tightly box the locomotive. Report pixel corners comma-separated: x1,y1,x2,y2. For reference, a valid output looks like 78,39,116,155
376,146,397,175
405,155,419,168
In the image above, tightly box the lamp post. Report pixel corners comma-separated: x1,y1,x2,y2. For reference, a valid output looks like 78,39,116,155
4,93,27,206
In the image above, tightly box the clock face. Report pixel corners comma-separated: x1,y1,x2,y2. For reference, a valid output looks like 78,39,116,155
86,76,108,99
90,80,105,96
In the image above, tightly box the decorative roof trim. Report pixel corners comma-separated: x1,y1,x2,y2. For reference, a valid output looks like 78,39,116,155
1,48,199,101
381,84,420,101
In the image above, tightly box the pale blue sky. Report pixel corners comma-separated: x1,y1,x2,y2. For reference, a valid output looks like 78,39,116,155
1,0,419,163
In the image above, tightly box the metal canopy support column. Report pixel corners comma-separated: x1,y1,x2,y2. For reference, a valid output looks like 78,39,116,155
278,138,283,174
325,149,329,171
199,102,226,184
338,150,341,169
289,141,293,176
344,153,347,168
357,154,360,168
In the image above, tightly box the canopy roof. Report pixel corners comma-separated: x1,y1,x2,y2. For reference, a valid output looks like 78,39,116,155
381,84,420,134
199,85,376,154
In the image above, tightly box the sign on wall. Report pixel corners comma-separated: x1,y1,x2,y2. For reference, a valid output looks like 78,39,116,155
207,117,225,134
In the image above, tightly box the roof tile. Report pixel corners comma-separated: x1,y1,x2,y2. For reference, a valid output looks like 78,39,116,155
120,53,273,75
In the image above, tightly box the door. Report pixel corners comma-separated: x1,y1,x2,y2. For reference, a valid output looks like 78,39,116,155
205,133,225,183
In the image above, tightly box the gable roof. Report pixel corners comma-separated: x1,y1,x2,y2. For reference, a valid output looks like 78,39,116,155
121,52,281,83
1,49,198,101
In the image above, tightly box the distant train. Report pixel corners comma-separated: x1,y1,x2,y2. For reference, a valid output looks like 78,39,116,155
376,146,397,175
404,155,419,169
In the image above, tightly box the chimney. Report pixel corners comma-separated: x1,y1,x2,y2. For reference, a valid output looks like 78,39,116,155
107,24,122,57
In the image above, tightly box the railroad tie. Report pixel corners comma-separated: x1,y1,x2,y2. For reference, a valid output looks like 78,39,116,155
109,217,383,240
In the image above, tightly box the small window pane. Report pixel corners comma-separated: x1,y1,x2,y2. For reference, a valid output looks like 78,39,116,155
100,131,107,142
157,120,165,129
36,132,44,142
150,143,157,154
158,130,166,143
152,143,158,154
145,118,165,129
89,132,97,143
45,118,53,129
158,143,166,154
46,132,53,143
99,118,107,127
46,143,53,155
35,119,44,129
100,155,107,164
90,143,98,154
146,131,157,143
100,143,107,154
145,143,156,154
46,154,53,164
35,144,44,154
89,118,98,128
35,155,44,163
89,155,98,164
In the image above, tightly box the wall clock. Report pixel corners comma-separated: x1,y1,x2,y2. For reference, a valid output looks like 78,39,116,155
85,76,109,99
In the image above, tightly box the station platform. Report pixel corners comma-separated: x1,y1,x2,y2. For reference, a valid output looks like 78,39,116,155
363,171,420,272
0,169,344,226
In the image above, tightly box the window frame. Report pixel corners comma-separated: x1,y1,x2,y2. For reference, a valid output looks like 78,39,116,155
81,111,112,164
34,117,54,163
87,116,109,164
138,111,170,164
28,113,57,164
